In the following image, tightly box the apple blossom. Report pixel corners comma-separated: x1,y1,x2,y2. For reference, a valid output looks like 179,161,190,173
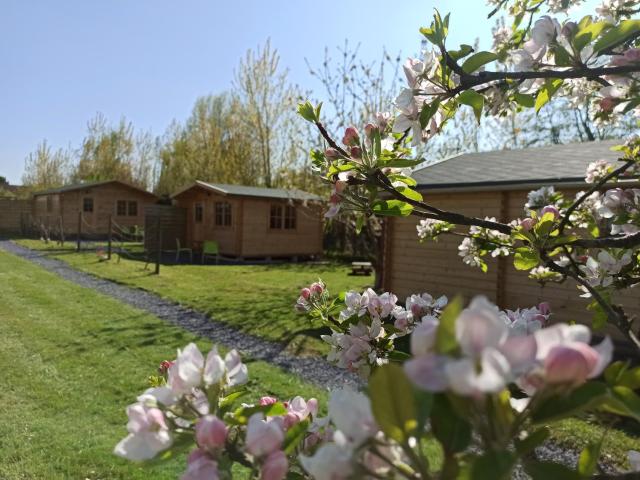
328,388,377,446
245,413,284,458
114,402,172,461
181,449,220,480
629,450,640,472
341,126,360,146
299,443,354,480
261,450,288,480
195,415,227,451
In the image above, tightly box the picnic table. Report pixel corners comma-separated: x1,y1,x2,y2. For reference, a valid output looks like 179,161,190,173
351,261,373,276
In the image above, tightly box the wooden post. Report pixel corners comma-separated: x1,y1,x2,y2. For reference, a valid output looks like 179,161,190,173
107,214,113,260
77,212,82,251
59,216,65,246
155,216,161,275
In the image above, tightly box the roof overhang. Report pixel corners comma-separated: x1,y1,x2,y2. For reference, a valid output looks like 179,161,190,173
33,180,158,199
171,180,228,199
415,177,640,193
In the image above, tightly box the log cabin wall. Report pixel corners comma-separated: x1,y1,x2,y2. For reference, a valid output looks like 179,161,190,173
0,198,33,233
383,187,640,339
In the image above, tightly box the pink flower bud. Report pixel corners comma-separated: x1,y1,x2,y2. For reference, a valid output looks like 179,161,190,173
306,398,318,417
561,21,577,39
259,396,278,406
342,126,360,146
183,449,220,480
158,360,174,375
600,97,616,113
246,414,284,457
538,302,551,316
310,282,324,295
541,205,560,219
364,123,378,139
196,415,227,450
350,146,362,159
544,343,599,386
521,217,537,231
334,180,347,194
300,288,311,300
375,112,390,130
261,450,288,480
325,148,340,160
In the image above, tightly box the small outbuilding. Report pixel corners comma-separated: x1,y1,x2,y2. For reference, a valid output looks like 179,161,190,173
171,181,323,259
31,180,158,236
381,140,640,326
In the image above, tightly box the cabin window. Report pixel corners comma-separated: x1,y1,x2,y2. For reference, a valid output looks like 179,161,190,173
214,202,232,226
116,200,127,216
83,197,94,213
284,205,296,230
194,203,203,223
269,205,283,229
127,201,138,216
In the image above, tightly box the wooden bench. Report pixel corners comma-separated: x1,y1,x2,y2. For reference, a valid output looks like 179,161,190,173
351,261,373,276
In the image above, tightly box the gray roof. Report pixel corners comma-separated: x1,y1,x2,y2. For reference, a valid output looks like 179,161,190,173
413,140,624,190
33,180,157,197
172,180,322,201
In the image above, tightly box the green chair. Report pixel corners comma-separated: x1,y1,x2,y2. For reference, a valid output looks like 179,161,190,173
202,240,219,264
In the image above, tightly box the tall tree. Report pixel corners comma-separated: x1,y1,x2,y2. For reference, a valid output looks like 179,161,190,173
234,39,305,188
22,140,71,190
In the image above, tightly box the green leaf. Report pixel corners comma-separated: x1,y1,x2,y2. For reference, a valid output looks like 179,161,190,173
604,361,628,385
593,19,640,53
420,100,441,129
434,296,462,355
431,394,472,454
371,199,413,217
414,390,434,435
513,93,535,108
369,363,418,443
552,45,573,67
587,300,608,330
297,101,317,122
449,44,474,61
514,247,539,270
515,427,551,455
577,438,603,477
457,90,484,123
219,390,248,409
461,51,498,73
383,158,424,168
232,402,287,423
282,419,310,454
618,367,640,390
387,174,417,187
532,382,608,423
535,78,563,113
471,451,515,480
523,460,581,480
396,186,423,202
574,20,610,52
602,386,640,422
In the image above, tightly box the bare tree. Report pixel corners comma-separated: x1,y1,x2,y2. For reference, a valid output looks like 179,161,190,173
22,140,72,189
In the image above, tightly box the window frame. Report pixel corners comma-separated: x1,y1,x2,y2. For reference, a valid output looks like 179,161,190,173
269,204,283,230
127,200,138,217
116,200,127,216
214,201,232,227
283,205,297,230
83,197,94,213
194,202,204,224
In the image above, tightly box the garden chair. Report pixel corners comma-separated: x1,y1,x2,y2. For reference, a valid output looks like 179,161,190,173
201,240,219,265
175,238,193,263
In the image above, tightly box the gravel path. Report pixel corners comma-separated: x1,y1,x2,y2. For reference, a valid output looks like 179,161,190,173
0,240,359,390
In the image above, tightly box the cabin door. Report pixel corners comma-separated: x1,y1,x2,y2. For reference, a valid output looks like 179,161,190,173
80,195,96,233
191,202,205,248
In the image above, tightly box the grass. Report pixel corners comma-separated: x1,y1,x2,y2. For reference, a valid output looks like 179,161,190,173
0,249,329,479
9,239,640,469
15,239,373,356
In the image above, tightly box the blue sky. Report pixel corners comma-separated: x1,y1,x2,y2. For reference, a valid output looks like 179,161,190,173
0,0,597,184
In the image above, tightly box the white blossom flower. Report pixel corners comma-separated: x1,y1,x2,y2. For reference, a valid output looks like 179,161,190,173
114,403,172,461
585,159,613,183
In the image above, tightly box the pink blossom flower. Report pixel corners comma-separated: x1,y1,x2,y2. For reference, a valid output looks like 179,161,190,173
113,403,172,461
181,449,219,480
410,316,440,356
259,396,278,406
544,343,601,386
521,217,537,231
261,450,288,480
364,123,378,139
300,288,311,300
325,147,340,160
310,282,324,295
328,388,377,446
541,205,560,219
349,146,362,159
342,126,360,146
245,413,284,457
300,443,353,480
195,415,227,451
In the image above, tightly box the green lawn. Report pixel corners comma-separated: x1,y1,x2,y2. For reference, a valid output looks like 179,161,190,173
0,249,329,479
15,239,373,356
8,239,640,469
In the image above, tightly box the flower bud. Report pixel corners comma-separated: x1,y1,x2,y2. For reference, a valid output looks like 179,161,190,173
521,217,537,231
538,302,551,316
325,147,340,160
310,282,324,295
541,205,560,219
300,288,311,300
334,180,347,194
375,112,390,130
196,415,227,450
261,450,288,480
350,146,362,159
259,396,278,406
600,97,616,113
544,343,599,386
364,123,378,139
158,360,173,375
342,126,360,146
561,21,577,39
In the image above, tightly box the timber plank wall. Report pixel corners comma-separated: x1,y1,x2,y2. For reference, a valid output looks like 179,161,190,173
0,198,32,233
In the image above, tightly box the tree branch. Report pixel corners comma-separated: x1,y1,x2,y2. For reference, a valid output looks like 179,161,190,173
566,232,640,249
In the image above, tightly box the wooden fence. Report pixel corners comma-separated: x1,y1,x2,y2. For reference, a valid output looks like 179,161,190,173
144,205,187,252
0,198,32,234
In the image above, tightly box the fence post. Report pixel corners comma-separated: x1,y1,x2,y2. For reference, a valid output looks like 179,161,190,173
154,216,161,275
77,212,82,251
59,216,65,246
107,214,112,260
